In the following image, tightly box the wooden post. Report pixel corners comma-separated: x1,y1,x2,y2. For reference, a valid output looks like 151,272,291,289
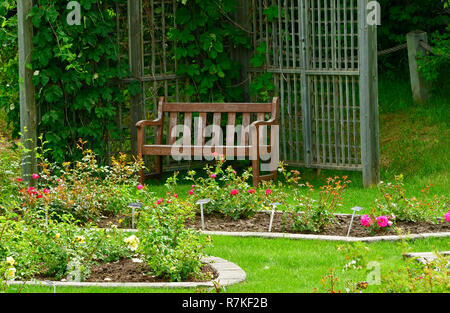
358,0,380,188
299,0,312,166
18,0,37,184
128,0,144,157
234,0,250,101
407,31,431,104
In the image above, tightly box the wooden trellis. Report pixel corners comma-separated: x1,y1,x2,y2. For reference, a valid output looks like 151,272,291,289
18,0,379,187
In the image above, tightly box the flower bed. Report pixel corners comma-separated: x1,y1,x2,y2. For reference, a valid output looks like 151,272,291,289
185,212,450,238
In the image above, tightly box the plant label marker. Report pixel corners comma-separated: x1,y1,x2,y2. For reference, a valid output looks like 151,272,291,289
268,203,282,232
128,202,142,229
196,199,210,231
347,206,364,237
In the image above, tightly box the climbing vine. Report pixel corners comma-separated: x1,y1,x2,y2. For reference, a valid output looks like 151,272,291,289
169,0,249,102
28,0,129,162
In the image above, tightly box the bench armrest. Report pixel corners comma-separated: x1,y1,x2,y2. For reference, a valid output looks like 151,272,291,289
136,119,163,128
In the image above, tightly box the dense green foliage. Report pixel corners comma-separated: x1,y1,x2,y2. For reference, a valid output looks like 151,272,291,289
0,0,448,162
377,0,449,79
27,0,130,162
0,0,19,133
170,0,249,101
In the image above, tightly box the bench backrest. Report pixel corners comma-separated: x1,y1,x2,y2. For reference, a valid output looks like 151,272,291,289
155,97,278,147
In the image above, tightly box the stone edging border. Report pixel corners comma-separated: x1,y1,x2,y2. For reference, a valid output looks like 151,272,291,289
199,230,450,242
7,256,246,289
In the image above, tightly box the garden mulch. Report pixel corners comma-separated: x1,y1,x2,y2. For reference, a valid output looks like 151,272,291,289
36,259,217,283
185,212,450,237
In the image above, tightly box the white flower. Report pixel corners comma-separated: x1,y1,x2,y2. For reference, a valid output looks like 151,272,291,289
5,267,16,280
124,235,139,251
6,256,15,266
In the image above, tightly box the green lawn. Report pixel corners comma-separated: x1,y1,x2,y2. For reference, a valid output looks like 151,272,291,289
9,236,449,293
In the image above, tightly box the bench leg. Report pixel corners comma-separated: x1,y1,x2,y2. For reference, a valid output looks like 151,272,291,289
252,158,260,187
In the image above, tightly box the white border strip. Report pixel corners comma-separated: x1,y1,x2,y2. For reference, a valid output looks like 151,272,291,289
199,230,450,242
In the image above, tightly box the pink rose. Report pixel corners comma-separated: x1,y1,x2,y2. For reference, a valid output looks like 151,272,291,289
210,174,216,179
137,184,144,190
156,198,163,205
376,216,389,228
191,185,195,189
42,188,50,194
445,211,450,222
37,194,43,199
26,187,34,194
189,189,194,195
17,178,23,182
32,174,39,179
231,189,239,195
166,200,171,204
265,189,272,195
173,194,178,198
247,189,256,194
360,215,373,227
212,152,219,157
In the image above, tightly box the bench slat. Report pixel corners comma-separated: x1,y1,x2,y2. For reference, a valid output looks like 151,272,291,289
196,113,207,146
169,112,178,145
183,113,192,146
241,113,251,145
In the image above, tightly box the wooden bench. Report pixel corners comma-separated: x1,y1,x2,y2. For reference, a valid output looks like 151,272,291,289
136,96,279,186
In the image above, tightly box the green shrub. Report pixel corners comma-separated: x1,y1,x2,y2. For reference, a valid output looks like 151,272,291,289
284,176,351,233
372,174,449,223
137,176,211,282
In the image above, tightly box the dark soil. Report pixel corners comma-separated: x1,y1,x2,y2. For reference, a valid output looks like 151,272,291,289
37,258,217,283
185,212,450,237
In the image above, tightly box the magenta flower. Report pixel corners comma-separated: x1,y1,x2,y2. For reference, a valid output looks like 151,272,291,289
32,174,39,179
247,189,256,194
189,189,194,195
265,189,272,196
137,184,144,190
191,185,196,189
360,215,373,227
17,178,23,182
42,189,50,194
231,189,239,195
376,216,389,228
445,211,450,222
156,198,163,205
37,194,43,199
26,187,34,194
210,174,216,179
173,194,178,198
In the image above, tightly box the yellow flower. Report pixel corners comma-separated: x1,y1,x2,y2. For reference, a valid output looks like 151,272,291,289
5,267,16,280
6,257,15,266
118,219,123,224
75,236,85,243
55,233,61,239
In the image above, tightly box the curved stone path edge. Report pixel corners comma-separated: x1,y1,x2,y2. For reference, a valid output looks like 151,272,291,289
7,256,246,289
